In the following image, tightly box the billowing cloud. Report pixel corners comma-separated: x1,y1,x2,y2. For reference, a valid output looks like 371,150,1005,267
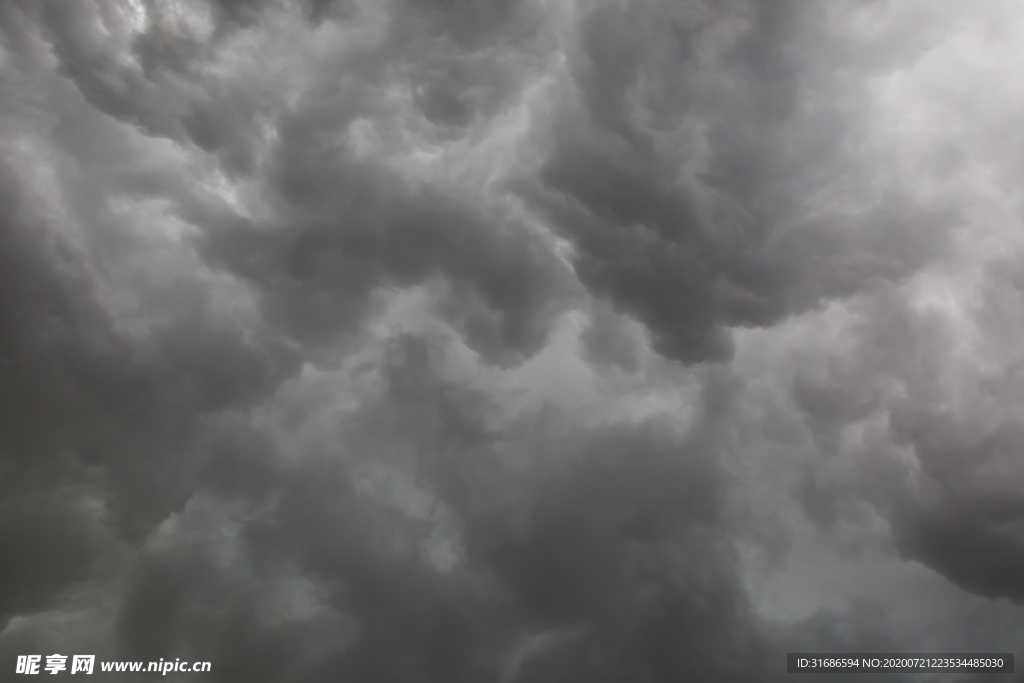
519,0,954,363
3,0,1024,681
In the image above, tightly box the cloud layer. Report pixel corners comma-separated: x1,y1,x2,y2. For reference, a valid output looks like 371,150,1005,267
3,0,1024,681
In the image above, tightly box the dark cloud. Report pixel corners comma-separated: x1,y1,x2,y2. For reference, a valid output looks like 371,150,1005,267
885,294,1024,602
89,336,773,682
27,0,571,360
3,0,1024,681
0,149,296,544
520,0,951,363
198,152,571,362
773,261,1024,609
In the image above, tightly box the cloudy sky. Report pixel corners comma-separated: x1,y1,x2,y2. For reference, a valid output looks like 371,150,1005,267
2,0,1024,680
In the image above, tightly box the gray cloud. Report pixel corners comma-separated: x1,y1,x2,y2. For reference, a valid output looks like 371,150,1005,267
519,0,952,363
3,0,1024,681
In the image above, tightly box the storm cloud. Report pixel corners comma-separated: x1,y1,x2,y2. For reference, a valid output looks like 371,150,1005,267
3,0,1024,681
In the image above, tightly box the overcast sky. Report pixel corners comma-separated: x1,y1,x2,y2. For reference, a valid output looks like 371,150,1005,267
2,0,1024,681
